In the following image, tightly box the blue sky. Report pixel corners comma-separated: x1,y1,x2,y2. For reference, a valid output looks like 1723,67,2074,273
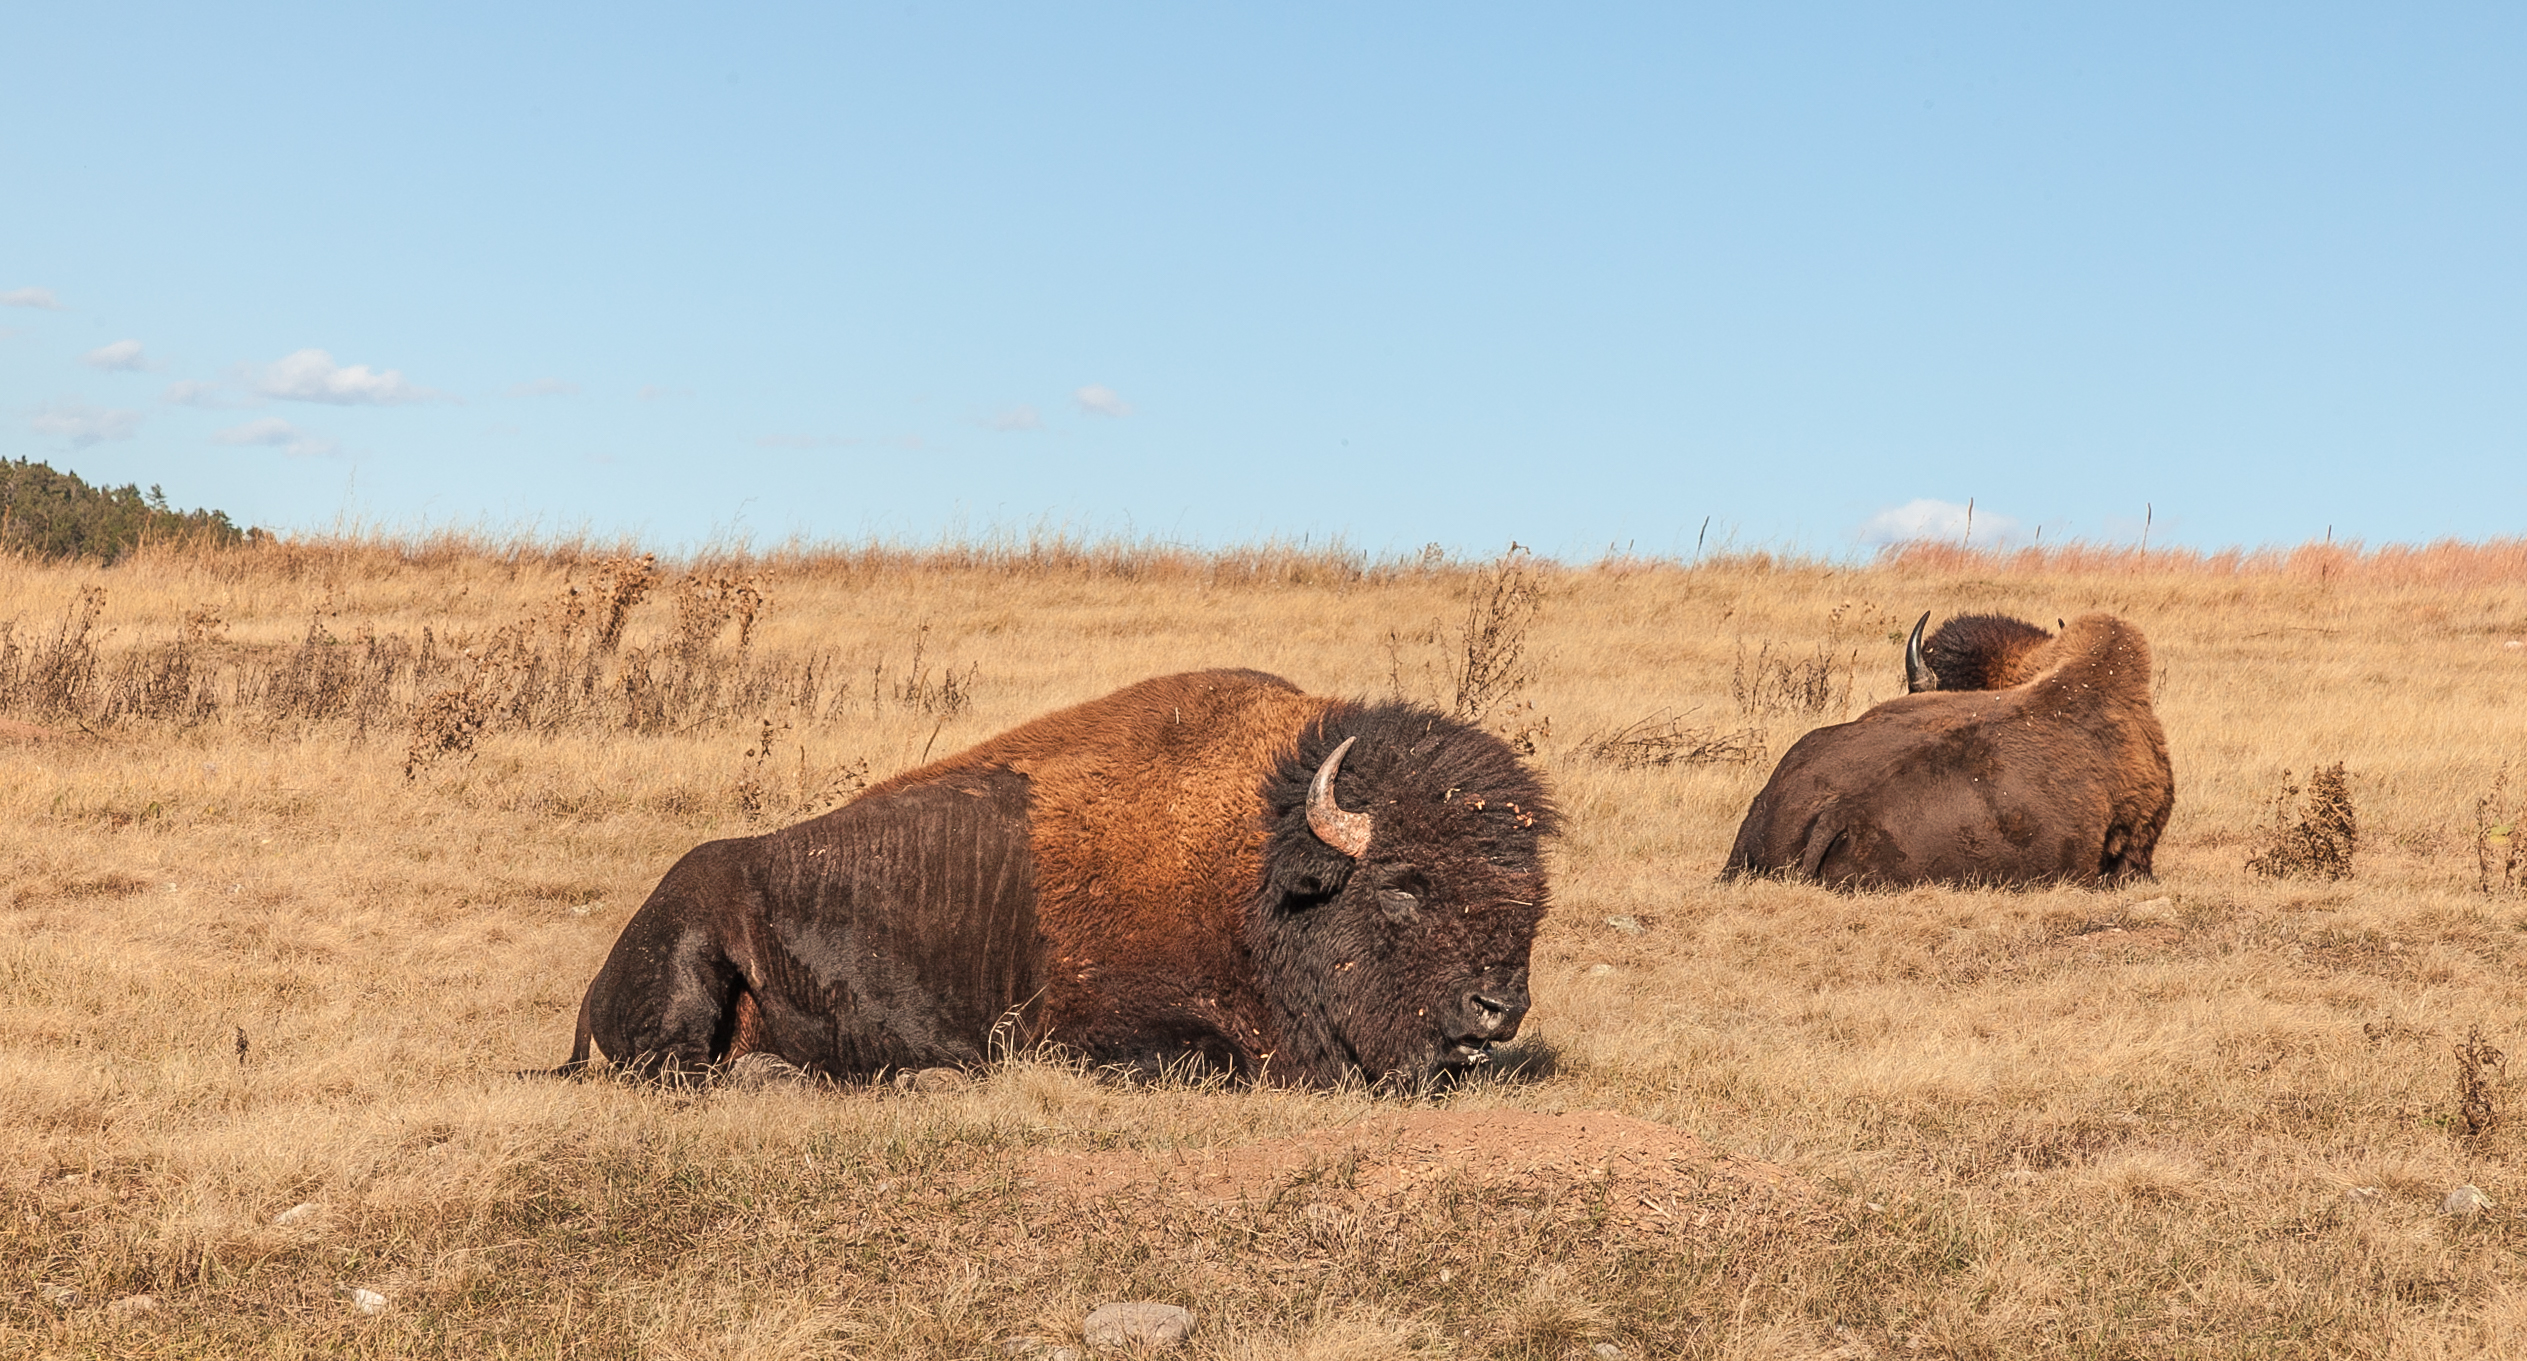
5,4,2521,557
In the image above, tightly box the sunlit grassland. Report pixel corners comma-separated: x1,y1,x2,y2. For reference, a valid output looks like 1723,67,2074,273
5,532,2527,1357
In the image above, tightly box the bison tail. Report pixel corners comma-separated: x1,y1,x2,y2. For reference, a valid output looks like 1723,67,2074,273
1795,816,1848,883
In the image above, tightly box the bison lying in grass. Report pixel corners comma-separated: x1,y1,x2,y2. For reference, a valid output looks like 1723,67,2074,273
554,669,1556,1088
1725,612,2173,889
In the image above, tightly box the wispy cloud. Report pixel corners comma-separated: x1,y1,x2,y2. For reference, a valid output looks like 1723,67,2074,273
1074,384,1132,418
214,416,339,458
636,383,692,401
256,348,444,405
83,339,151,372
1,287,63,310
161,378,242,408
29,401,140,448
507,377,580,398
1859,498,2022,547
987,404,1043,432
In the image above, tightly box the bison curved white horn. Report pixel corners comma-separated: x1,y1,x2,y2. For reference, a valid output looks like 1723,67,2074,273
1307,736,1374,858
1905,612,1936,693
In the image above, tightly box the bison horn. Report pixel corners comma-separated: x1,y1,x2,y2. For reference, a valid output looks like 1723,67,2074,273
1905,612,1936,693
1307,736,1375,858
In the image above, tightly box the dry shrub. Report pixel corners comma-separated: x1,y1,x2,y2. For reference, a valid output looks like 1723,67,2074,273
590,553,659,652
877,622,979,719
1448,544,1544,725
0,585,107,719
1579,711,1765,770
1382,544,1549,749
2247,762,2359,879
1731,640,1852,719
2456,1026,2506,1137
2477,762,2521,894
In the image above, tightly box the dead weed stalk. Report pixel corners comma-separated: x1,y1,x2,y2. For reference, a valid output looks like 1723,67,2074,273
2246,763,2359,880
1580,712,1766,770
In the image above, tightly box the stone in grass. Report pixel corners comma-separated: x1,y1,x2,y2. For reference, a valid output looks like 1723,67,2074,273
345,1286,389,1315
2443,1184,2495,1216
1083,1301,1197,1351
39,1283,84,1309
893,1066,972,1094
1604,914,1645,936
725,1052,813,1090
272,1201,320,1226
2341,1185,2384,1207
107,1294,158,1319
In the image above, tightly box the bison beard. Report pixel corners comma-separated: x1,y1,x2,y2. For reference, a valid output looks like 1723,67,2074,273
554,670,1555,1088
1726,613,2174,889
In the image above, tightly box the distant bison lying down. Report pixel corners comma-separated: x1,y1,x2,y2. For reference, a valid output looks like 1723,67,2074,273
555,669,1556,1088
1725,613,2173,888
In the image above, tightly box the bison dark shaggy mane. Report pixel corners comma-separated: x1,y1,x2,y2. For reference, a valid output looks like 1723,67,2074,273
1726,612,2173,890
551,669,1556,1090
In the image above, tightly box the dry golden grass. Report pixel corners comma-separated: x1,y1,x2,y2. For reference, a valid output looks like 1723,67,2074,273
7,532,2527,1357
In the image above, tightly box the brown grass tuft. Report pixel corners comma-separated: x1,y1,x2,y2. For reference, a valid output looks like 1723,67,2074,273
2455,1026,2506,1137
2248,762,2360,879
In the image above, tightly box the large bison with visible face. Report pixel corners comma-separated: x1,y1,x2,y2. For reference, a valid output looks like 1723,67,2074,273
1723,612,2173,888
553,669,1556,1088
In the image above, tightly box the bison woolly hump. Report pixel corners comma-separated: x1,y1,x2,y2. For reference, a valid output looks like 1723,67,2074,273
1725,612,2173,889
554,669,1557,1089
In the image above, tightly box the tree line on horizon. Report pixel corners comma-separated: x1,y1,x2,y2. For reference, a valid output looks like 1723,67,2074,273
0,458,249,563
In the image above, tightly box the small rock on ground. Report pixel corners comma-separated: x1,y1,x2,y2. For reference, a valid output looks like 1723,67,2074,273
894,1066,972,1094
107,1294,158,1318
1604,914,1645,935
273,1201,320,1226
346,1287,389,1314
1083,1301,1196,1350
40,1284,84,1309
725,1053,813,1089
2444,1184,2495,1215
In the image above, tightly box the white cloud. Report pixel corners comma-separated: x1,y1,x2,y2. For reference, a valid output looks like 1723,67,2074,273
1074,384,1132,418
508,377,580,398
213,416,339,458
1860,498,2023,547
256,348,442,405
83,339,151,372
987,404,1043,432
636,383,692,401
2,287,63,310
29,401,140,448
161,378,242,408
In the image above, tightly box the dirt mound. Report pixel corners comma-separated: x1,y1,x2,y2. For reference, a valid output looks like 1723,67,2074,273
0,719,68,744
1030,1108,1797,1231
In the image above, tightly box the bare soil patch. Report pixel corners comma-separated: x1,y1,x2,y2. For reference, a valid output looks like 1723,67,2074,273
1031,1107,1798,1230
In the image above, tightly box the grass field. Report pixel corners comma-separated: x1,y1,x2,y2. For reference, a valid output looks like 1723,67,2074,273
6,532,2527,1358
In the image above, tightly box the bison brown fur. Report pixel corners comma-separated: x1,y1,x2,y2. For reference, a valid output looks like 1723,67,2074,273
1725,613,2172,889
555,669,1556,1088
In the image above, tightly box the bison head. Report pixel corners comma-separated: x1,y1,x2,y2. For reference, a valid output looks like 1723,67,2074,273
1249,704,1556,1087
1906,611,2058,692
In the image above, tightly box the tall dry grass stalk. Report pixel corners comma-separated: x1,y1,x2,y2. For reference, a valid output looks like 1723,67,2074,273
6,530,2527,1356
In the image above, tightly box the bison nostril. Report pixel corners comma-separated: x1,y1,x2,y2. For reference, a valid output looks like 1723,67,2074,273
1467,992,1526,1035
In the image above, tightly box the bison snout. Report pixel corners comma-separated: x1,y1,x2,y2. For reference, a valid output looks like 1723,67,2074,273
1463,985,1530,1039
